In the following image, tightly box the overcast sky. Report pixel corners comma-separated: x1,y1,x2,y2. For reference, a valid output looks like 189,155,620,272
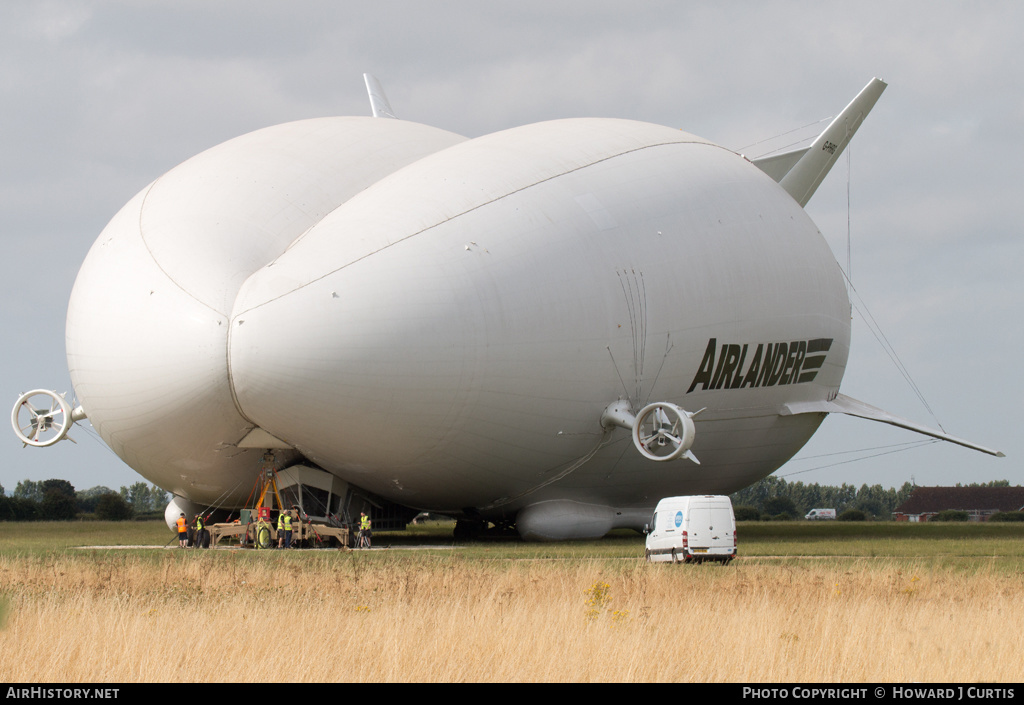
2,1,1020,497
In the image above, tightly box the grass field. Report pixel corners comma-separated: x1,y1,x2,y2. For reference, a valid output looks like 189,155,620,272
1,521,1022,682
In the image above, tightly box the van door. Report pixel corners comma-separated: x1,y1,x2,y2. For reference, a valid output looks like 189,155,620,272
666,503,687,562
706,503,734,553
687,499,733,556
646,501,686,562
687,501,712,555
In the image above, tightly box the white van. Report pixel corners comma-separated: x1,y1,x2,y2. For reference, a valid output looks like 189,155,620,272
645,495,736,564
804,508,837,520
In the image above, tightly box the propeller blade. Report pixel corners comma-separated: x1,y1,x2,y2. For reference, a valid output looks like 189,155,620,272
661,433,682,446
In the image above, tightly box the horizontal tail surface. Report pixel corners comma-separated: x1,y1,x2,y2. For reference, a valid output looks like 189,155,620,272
782,393,1004,457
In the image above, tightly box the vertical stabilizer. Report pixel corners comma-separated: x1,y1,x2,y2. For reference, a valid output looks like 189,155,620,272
779,77,887,207
363,73,398,119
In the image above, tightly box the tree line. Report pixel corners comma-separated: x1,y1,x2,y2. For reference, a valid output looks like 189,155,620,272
0,478,169,521
729,476,1014,520
2,474,1014,523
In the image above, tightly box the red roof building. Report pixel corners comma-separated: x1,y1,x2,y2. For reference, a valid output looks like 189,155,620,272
893,486,1024,522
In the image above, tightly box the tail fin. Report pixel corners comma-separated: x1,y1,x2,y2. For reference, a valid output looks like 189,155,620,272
363,73,398,119
757,77,887,207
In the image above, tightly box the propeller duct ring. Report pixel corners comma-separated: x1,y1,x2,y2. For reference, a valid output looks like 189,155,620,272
632,402,696,462
11,389,72,447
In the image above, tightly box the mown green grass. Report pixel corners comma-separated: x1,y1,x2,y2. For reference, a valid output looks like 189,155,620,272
736,521,1024,560
0,520,172,555
5,519,1024,569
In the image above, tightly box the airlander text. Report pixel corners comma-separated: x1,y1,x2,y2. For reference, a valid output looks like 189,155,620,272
687,337,833,393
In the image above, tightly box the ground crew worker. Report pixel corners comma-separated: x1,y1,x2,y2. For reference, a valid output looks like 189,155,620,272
277,510,285,548
282,509,293,549
358,511,372,549
193,513,205,549
176,512,188,548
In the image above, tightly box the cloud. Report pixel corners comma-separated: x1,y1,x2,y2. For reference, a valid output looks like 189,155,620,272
1,0,1018,495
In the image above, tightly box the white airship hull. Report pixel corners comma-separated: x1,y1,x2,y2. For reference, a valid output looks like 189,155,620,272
49,78,998,540
68,117,850,534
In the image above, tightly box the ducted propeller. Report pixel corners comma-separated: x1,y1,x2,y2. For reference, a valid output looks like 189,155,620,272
11,390,87,447
601,400,701,463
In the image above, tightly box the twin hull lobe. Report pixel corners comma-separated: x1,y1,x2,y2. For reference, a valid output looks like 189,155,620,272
66,117,466,503
229,119,851,511
66,116,850,517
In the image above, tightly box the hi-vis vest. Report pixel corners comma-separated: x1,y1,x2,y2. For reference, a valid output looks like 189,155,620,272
282,513,292,530
176,517,187,533
360,515,371,531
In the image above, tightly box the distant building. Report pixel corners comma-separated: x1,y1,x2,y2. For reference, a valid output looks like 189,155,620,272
893,487,1024,522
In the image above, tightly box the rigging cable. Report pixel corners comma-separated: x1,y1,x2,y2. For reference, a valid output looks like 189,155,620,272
778,439,939,479
836,135,946,439
737,115,834,158
843,272,947,433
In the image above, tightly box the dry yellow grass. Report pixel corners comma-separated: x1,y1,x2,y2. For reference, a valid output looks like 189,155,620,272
0,551,1021,682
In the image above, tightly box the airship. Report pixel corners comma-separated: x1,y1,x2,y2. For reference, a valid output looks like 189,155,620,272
12,76,1002,540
